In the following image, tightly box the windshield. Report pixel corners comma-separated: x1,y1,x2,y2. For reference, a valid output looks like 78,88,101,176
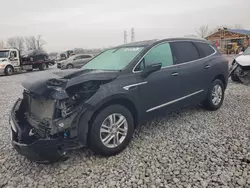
244,47,250,55
82,47,144,70
0,50,9,58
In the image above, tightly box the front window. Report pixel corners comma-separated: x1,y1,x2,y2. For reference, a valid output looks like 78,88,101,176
82,47,144,70
243,47,250,55
0,50,10,58
135,43,173,71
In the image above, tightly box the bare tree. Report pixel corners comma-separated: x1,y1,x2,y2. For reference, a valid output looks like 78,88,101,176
6,36,24,51
25,36,37,50
36,35,45,50
196,25,209,38
25,35,46,50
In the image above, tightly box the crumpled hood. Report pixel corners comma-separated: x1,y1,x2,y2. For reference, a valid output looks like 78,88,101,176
235,55,250,66
21,69,119,96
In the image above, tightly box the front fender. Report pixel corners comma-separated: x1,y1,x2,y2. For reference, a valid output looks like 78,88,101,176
76,93,139,146
0,61,11,69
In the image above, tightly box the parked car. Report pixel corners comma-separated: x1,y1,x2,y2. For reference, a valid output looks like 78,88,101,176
57,54,93,69
229,46,250,84
10,38,229,163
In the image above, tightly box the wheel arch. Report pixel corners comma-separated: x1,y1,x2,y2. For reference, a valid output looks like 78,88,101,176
67,63,74,68
4,64,14,74
77,96,139,146
212,74,227,88
89,96,139,128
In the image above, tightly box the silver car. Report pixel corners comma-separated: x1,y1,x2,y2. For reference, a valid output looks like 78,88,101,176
57,54,93,69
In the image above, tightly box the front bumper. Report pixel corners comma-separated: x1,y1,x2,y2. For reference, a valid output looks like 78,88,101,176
0,67,5,75
10,99,79,163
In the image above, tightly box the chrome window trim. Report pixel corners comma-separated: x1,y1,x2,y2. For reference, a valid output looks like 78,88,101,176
132,40,216,73
146,90,204,112
123,81,147,90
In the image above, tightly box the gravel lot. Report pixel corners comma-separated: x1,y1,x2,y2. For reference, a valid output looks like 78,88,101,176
1,62,250,188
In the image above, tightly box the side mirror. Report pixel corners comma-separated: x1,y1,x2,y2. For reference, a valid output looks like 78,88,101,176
239,51,243,55
142,63,162,78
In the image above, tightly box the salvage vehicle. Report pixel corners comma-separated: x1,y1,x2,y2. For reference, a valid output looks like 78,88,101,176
57,54,93,69
10,38,229,163
0,49,54,76
229,46,250,84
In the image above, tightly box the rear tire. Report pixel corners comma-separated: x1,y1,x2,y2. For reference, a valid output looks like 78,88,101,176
88,105,134,156
39,63,47,70
4,66,14,76
203,79,225,111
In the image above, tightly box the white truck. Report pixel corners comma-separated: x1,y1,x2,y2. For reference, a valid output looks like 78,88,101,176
0,49,54,76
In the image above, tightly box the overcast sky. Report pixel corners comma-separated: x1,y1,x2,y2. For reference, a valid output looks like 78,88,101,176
1,0,250,52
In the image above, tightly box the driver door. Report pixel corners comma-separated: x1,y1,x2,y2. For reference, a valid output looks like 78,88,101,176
9,50,19,66
134,42,182,113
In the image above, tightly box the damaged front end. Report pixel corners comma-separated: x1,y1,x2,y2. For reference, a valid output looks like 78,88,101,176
230,60,250,85
10,69,117,163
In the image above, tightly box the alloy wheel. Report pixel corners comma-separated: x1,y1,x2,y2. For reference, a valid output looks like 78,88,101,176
211,84,222,106
100,113,128,148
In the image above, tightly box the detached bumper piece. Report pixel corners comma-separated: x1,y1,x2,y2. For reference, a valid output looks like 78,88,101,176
10,99,77,164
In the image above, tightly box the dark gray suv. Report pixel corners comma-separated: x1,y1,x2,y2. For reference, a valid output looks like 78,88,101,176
10,38,229,163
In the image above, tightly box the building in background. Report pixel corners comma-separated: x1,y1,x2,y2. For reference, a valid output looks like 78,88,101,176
206,28,250,54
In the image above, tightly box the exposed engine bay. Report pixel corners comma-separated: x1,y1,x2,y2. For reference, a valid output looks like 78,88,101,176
230,60,250,85
10,69,118,163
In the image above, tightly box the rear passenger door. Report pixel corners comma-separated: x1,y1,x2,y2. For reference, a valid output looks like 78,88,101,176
193,42,217,91
169,41,206,104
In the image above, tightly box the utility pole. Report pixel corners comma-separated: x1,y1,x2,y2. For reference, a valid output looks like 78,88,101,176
124,30,127,44
131,27,135,42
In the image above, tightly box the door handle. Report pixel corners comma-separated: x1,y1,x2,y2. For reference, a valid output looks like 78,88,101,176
171,72,179,76
204,65,211,69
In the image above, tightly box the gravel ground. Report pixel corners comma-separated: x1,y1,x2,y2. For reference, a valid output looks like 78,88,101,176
0,65,250,188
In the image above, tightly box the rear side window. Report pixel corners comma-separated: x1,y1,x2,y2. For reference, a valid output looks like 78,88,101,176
81,55,92,58
74,56,81,60
170,42,200,64
194,42,215,58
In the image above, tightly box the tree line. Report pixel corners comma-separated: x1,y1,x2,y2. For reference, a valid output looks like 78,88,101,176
0,35,45,52
196,24,244,39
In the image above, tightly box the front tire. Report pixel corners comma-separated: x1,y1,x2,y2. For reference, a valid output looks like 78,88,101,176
88,105,134,156
203,79,225,111
66,64,74,69
4,66,14,76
